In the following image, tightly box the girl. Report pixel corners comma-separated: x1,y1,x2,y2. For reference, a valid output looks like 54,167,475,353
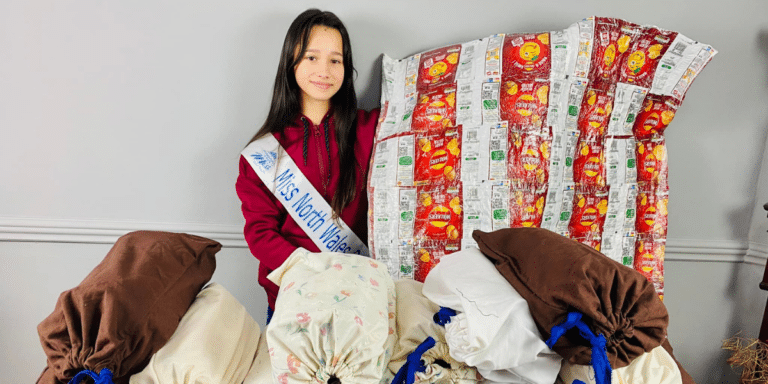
236,9,379,321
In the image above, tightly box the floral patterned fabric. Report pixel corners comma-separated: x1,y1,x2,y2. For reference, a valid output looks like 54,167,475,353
266,249,396,384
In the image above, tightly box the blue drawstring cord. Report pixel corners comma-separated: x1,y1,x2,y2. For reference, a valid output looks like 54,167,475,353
546,312,612,384
433,307,457,326
547,312,584,346
67,368,114,384
391,336,436,384
390,308,455,384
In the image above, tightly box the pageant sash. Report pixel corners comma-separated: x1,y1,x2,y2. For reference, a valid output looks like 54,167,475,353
242,135,369,255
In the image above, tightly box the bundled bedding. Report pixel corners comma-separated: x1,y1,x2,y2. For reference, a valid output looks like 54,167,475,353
421,247,561,383
36,231,219,384
129,282,261,384
472,227,669,369
266,249,397,384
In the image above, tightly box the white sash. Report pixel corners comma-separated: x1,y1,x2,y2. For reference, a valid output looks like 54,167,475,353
242,135,369,256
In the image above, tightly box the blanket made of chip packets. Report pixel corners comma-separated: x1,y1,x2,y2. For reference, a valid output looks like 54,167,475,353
367,16,717,299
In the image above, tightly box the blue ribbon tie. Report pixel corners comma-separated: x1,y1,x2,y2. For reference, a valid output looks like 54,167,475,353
67,368,114,384
433,307,457,326
546,312,612,384
391,336,436,384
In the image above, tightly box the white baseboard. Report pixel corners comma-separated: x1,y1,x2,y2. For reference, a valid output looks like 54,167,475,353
665,239,750,263
745,242,768,266
0,217,248,248
1,216,766,264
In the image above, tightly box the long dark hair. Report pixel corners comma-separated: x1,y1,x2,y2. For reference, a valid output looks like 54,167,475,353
250,9,359,219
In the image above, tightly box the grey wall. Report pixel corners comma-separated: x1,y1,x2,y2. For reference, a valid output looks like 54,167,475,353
2,0,767,383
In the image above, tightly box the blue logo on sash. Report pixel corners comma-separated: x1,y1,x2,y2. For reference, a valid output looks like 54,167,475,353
251,150,277,172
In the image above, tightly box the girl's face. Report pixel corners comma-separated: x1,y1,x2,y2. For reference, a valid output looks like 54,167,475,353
294,26,344,113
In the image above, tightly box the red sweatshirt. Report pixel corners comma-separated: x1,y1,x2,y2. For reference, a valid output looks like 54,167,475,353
236,108,380,309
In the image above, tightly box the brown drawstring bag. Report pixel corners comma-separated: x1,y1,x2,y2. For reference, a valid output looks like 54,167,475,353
36,231,220,384
472,227,668,369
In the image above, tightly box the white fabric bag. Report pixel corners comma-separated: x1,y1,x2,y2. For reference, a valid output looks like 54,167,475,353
557,345,682,384
129,282,261,384
267,249,396,384
242,329,273,384
389,279,479,384
421,247,562,384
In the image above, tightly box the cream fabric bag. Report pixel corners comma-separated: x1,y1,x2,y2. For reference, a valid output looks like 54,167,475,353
557,345,682,384
389,279,479,384
421,247,562,384
242,329,273,384
129,282,261,384
267,249,396,384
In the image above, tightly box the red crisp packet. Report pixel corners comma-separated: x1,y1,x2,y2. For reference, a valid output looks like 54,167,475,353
568,186,609,238
573,137,606,188
577,87,615,138
414,127,461,185
412,84,457,132
632,94,679,140
636,137,668,185
509,185,547,228
619,26,678,88
413,240,461,282
502,33,551,80
636,185,669,237
499,79,549,128
572,234,603,253
589,18,641,90
634,235,665,298
415,183,463,241
418,45,461,90
508,129,552,185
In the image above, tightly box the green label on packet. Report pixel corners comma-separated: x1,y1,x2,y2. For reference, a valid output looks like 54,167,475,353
483,100,498,110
